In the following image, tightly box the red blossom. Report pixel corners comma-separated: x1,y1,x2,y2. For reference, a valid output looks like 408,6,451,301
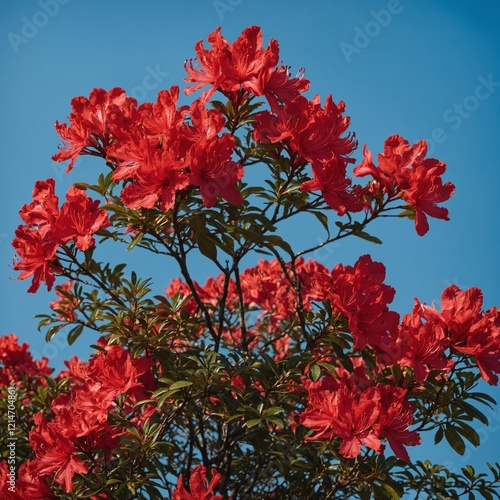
12,225,60,293
300,377,382,458
118,146,190,211
30,414,88,493
255,64,310,112
86,345,153,401
184,26,308,109
375,386,421,462
418,285,500,384
0,333,53,386
53,87,138,171
18,178,59,236
300,376,420,461
173,465,224,500
188,136,244,207
240,259,297,322
184,27,230,102
1,460,57,499
353,135,455,236
395,306,452,382
136,86,190,141
300,157,363,215
253,94,357,167
52,186,110,251
314,255,400,353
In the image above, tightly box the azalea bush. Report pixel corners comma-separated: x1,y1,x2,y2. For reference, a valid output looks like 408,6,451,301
2,25,500,499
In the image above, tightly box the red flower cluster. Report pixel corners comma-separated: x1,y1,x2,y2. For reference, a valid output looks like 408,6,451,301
173,465,224,500
0,333,52,386
253,93,361,215
52,87,137,172
25,345,152,492
354,135,455,235
47,26,455,238
417,285,500,385
12,179,110,292
53,85,244,210
394,305,452,382
311,255,400,354
184,25,309,109
299,369,420,462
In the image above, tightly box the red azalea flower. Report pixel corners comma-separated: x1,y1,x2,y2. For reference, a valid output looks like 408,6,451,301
173,465,224,500
19,178,59,236
315,255,399,352
402,157,455,236
255,64,310,112
419,285,500,384
300,157,363,215
52,186,110,251
253,94,357,167
0,334,53,386
1,460,57,500
188,135,244,207
300,378,382,458
184,98,226,143
184,27,230,102
12,225,60,293
354,135,455,236
86,345,153,401
184,26,308,110
214,25,279,97
240,259,297,322
136,86,190,140
53,87,138,172
395,306,452,382
375,386,421,462
118,146,190,211
468,307,500,385
29,414,88,493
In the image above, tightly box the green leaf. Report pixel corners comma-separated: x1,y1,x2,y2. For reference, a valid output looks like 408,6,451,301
311,210,330,235
353,230,383,244
263,407,284,417
460,401,489,425
445,426,466,455
382,482,401,500
67,324,84,345
309,364,321,382
456,422,481,447
168,380,193,391
127,231,144,251
434,426,444,445
245,418,262,429
479,489,494,500
197,233,218,261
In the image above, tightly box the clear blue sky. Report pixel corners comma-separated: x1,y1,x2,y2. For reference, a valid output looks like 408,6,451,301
1,0,499,480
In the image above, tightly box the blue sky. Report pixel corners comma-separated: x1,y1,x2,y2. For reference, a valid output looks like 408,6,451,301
1,0,499,481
